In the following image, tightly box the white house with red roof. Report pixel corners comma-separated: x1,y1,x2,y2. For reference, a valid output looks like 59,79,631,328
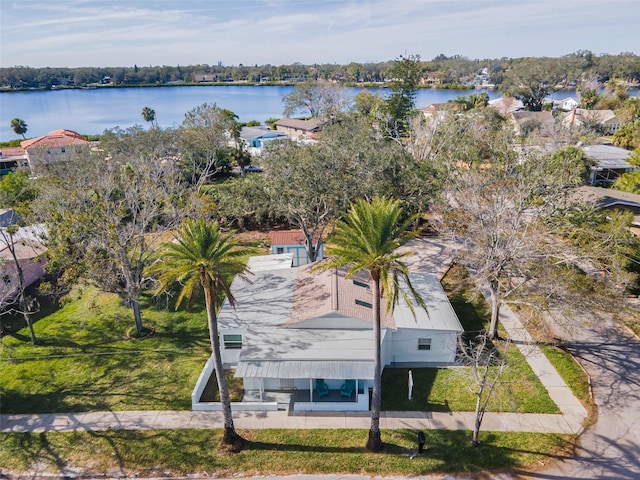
192,242,463,412
20,129,89,170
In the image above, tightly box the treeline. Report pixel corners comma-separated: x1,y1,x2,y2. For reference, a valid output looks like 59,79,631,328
1,51,639,90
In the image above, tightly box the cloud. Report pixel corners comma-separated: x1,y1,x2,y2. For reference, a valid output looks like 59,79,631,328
1,0,638,67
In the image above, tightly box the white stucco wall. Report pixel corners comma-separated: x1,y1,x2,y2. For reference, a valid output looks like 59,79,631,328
385,328,459,365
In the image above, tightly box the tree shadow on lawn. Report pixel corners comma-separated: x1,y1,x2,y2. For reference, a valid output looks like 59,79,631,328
5,429,577,478
381,368,452,412
15,432,68,473
1,346,195,413
393,429,576,473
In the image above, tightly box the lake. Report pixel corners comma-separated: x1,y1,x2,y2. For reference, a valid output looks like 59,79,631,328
0,85,502,142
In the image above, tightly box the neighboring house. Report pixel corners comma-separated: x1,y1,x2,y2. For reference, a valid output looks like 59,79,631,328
274,118,323,139
553,97,579,111
488,97,524,115
510,111,557,138
21,129,90,171
0,147,28,176
270,229,323,267
192,248,463,412
581,145,636,186
239,126,288,156
573,186,640,237
0,229,47,304
420,71,445,85
419,103,451,121
563,109,621,133
193,74,217,82
0,209,20,227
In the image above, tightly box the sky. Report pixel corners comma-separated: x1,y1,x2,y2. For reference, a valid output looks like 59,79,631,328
1,0,638,68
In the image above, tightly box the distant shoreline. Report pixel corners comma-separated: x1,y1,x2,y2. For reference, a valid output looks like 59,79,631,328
0,81,478,93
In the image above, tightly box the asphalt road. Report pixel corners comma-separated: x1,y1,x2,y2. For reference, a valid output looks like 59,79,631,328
500,310,640,479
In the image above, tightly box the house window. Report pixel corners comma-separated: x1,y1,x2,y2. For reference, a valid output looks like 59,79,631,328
418,338,432,350
223,334,242,349
276,247,284,254
352,279,370,289
61,147,66,153
355,299,372,308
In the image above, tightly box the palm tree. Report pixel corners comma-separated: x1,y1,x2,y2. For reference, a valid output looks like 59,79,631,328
141,106,156,128
152,219,248,448
10,118,28,139
317,196,426,452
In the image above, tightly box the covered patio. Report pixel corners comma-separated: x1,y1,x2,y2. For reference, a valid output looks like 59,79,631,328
236,360,373,412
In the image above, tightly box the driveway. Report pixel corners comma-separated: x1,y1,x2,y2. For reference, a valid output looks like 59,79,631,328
502,310,640,479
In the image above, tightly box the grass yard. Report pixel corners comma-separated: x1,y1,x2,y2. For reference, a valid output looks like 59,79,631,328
1,240,266,414
383,264,559,414
0,429,574,477
539,345,592,408
1,287,212,414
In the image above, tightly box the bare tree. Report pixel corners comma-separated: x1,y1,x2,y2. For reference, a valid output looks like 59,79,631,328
458,332,511,446
282,80,351,122
34,129,190,335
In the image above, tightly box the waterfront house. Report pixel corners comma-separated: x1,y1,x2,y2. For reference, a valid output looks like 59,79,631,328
21,129,89,171
239,126,288,156
274,118,323,139
192,246,463,412
488,96,525,115
553,97,579,111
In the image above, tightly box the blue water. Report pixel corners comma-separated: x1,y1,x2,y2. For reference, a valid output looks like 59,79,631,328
0,85,501,142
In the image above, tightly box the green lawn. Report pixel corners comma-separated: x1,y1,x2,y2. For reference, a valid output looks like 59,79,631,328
540,345,592,408
383,263,558,414
0,429,574,477
1,287,212,413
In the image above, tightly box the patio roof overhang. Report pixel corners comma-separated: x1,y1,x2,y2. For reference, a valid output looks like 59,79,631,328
235,359,374,380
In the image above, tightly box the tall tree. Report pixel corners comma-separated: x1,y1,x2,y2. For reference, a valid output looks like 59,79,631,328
317,196,426,452
282,80,350,122
383,54,422,139
141,106,157,128
10,118,28,139
179,103,241,183
151,219,248,448
34,127,187,334
501,57,562,111
435,120,551,339
261,117,415,261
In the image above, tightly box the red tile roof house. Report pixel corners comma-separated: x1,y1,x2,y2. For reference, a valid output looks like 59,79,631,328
191,246,464,412
270,229,324,267
20,129,90,171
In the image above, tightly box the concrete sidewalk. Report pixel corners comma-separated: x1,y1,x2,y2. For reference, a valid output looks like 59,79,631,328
0,408,583,434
